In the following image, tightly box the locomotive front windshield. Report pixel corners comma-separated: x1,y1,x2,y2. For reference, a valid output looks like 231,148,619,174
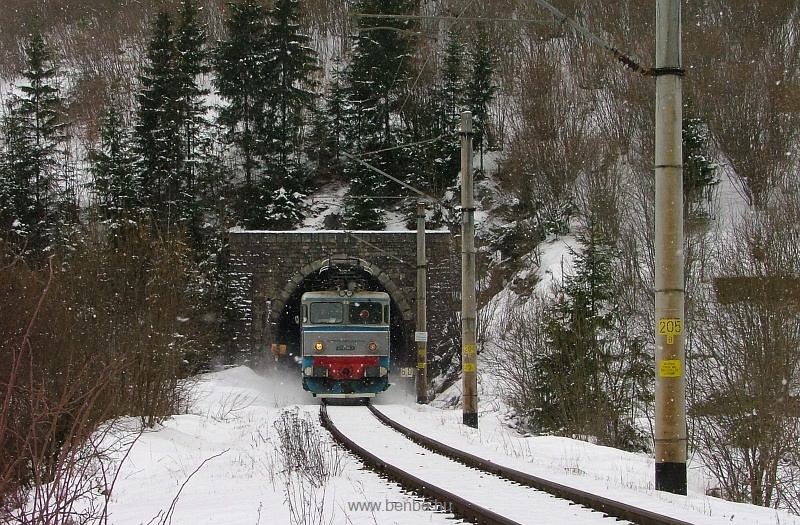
305,300,385,325
308,302,344,324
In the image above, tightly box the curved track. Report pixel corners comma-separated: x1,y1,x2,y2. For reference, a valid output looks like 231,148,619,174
321,403,704,525
322,403,694,525
363,404,698,525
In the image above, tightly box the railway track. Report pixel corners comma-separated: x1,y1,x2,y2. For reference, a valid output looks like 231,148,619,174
320,403,704,525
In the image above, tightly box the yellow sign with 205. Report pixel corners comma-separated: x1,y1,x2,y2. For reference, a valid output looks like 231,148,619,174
658,318,682,344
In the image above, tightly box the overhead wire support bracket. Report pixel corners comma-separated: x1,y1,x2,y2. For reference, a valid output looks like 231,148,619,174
340,151,440,205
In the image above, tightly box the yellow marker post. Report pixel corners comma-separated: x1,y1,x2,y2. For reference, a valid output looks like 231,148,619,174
653,0,686,495
461,111,478,428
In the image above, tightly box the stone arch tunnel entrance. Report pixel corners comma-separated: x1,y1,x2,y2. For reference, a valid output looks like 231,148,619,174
227,230,459,382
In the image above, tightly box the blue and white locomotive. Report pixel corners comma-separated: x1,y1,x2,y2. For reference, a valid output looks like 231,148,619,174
300,290,391,398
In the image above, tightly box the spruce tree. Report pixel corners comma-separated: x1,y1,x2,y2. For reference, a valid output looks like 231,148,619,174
397,28,467,228
532,227,650,450
173,0,229,252
397,80,444,222
213,0,270,189
442,27,467,130
535,232,617,438
0,32,69,249
326,68,347,166
263,0,319,166
89,106,141,224
346,0,417,143
0,100,37,239
683,103,718,221
257,0,321,229
343,0,420,229
175,0,210,199
135,10,183,222
422,28,467,197
343,142,391,230
466,26,497,171
307,67,347,183
213,0,271,227
19,34,66,209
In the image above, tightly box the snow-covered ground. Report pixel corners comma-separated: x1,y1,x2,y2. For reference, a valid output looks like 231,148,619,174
93,365,799,525
98,366,462,525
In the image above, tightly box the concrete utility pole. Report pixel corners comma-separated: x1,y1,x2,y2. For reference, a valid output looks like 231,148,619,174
654,0,686,495
460,111,478,428
416,201,428,404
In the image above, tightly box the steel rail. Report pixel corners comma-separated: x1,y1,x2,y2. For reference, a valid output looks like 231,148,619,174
320,403,523,525
367,404,697,525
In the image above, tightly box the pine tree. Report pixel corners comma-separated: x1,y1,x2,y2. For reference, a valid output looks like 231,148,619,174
135,10,183,222
0,32,70,249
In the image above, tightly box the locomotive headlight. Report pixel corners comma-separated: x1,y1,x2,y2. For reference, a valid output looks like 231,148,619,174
368,342,378,352
314,341,324,351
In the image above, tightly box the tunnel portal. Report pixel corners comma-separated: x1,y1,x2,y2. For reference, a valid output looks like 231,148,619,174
227,230,459,374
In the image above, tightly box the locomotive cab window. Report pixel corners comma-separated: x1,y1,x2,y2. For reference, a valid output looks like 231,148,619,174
309,302,344,324
348,301,384,325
